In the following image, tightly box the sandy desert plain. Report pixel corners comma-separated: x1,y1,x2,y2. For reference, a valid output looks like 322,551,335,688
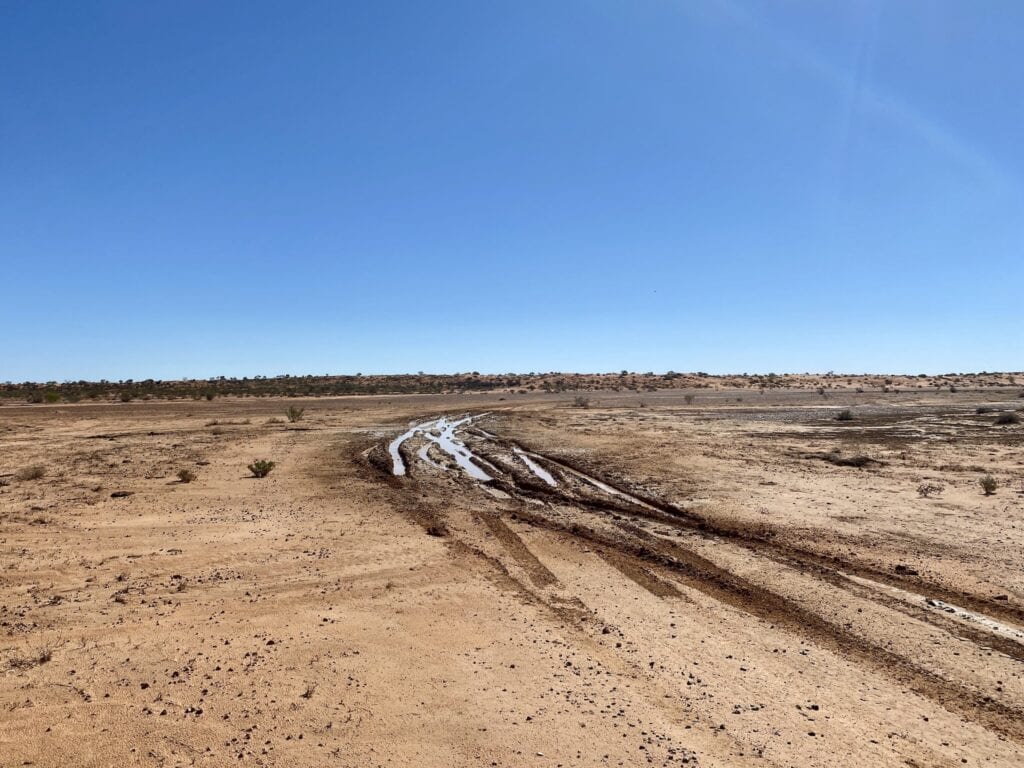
1,381,1023,768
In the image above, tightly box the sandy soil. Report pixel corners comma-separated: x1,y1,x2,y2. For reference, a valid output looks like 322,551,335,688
1,388,1022,767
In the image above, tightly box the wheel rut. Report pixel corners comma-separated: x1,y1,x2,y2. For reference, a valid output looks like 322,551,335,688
376,413,1024,744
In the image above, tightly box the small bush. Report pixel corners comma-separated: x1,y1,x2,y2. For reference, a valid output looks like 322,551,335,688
917,482,944,498
265,417,284,424
994,412,1020,425
286,406,305,423
980,474,997,496
16,465,46,481
177,469,196,483
248,459,275,478
9,643,54,670
573,395,590,409
975,406,994,414
834,409,854,421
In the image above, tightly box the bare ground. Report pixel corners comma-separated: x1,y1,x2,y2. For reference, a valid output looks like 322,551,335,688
1,388,1022,767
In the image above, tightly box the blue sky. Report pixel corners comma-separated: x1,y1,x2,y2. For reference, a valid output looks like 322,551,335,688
2,1,1022,382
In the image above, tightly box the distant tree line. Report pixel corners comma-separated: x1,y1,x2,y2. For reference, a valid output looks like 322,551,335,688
1,370,1019,404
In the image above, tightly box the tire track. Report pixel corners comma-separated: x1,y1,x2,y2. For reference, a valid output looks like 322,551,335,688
594,547,684,599
475,510,559,588
374,418,1024,742
509,443,1024,639
508,507,1024,743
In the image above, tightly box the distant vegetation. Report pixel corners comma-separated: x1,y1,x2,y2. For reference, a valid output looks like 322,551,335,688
1,371,1021,404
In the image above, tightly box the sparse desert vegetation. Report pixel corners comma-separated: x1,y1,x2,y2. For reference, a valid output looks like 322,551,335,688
980,474,998,495
4,371,1022,405
15,464,46,481
7,643,54,670
247,459,275,478
2,384,1023,767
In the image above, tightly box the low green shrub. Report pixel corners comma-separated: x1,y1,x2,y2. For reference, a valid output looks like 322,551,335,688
248,459,275,478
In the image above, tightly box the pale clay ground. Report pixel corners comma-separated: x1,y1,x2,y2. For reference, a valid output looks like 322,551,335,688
1,388,1022,767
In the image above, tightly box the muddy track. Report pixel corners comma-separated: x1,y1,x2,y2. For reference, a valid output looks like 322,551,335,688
511,440,1024,629
594,546,684,599
505,506,1024,742
521,475,1024,662
380,418,1024,648
476,510,559,588
373,416,1024,743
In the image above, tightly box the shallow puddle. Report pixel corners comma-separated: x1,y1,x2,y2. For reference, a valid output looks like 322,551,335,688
514,447,558,486
390,415,492,481
844,573,1024,645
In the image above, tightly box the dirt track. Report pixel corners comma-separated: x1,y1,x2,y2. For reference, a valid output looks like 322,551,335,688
1,389,1022,766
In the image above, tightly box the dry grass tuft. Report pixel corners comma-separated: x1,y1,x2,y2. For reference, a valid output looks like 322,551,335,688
16,465,46,481
980,474,998,496
9,643,54,670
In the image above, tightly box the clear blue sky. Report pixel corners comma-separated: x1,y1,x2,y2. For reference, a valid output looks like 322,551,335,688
2,1,1022,382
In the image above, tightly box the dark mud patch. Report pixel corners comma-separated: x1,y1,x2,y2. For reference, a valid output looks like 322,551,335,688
476,511,558,588
595,547,683,599
801,451,884,468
